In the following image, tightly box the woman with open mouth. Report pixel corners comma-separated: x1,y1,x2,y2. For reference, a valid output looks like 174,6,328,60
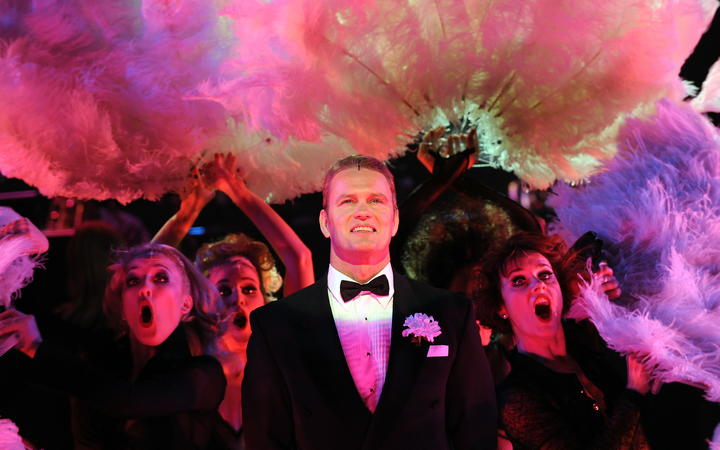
0,243,228,449
475,232,654,449
194,234,292,445
153,152,315,447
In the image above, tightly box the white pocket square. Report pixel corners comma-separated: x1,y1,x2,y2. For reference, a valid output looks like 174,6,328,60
426,344,448,357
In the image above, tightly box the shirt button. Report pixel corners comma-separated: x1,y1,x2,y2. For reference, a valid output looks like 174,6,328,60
366,352,371,356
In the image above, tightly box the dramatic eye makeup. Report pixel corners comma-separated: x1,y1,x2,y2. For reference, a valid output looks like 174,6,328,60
153,271,169,283
217,284,233,298
126,274,139,287
241,285,258,295
538,270,555,281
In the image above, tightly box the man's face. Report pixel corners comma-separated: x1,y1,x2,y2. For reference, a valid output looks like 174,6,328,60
319,168,399,265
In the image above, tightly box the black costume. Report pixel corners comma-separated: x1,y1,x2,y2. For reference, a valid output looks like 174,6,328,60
26,326,226,450
497,320,648,450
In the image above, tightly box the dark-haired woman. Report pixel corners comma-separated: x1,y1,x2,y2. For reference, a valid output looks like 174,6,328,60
475,232,652,449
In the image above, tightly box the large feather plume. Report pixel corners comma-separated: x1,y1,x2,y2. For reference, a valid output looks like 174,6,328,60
206,0,716,194
0,0,234,203
551,99,720,401
0,0,716,203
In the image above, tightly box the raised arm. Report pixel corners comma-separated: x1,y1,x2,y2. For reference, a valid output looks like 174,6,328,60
203,153,314,295
152,169,215,247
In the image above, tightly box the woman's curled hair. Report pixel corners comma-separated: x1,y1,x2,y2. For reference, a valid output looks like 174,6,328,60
195,233,282,302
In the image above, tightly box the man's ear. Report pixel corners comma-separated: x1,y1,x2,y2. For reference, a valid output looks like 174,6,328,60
391,207,399,237
319,209,330,238
181,295,193,315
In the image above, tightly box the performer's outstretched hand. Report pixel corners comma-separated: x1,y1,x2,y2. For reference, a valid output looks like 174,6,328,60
151,166,215,247
202,152,247,195
626,354,651,394
595,261,621,301
0,309,42,358
417,127,477,176
202,152,314,296
186,166,217,209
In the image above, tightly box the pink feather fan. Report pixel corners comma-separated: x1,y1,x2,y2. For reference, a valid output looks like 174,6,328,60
208,0,716,196
0,0,233,203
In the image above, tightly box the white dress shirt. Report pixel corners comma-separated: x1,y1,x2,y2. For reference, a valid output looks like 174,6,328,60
327,263,394,413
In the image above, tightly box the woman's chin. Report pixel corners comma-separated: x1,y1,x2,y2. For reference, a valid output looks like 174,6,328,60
221,331,250,353
133,330,168,347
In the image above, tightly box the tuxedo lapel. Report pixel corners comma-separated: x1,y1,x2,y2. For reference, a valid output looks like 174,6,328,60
367,272,426,435
295,276,371,423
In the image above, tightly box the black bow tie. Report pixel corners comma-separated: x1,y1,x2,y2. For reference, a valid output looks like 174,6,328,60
339,275,389,302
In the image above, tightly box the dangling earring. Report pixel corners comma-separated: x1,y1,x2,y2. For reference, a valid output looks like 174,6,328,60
500,313,509,319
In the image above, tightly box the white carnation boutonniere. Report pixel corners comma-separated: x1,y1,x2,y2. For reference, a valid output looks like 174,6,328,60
402,313,442,346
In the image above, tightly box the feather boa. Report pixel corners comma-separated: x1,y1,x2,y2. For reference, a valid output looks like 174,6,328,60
0,0,234,203
205,0,716,194
551,99,720,401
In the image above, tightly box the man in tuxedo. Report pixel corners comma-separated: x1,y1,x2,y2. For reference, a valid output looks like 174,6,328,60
242,155,497,450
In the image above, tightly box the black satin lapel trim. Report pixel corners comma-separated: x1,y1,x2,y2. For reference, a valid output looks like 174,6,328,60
370,272,425,428
296,276,371,422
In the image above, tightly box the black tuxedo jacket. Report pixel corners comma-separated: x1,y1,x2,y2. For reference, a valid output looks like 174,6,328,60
242,270,497,450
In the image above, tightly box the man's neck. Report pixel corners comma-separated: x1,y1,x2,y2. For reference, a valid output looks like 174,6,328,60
330,254,390,283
